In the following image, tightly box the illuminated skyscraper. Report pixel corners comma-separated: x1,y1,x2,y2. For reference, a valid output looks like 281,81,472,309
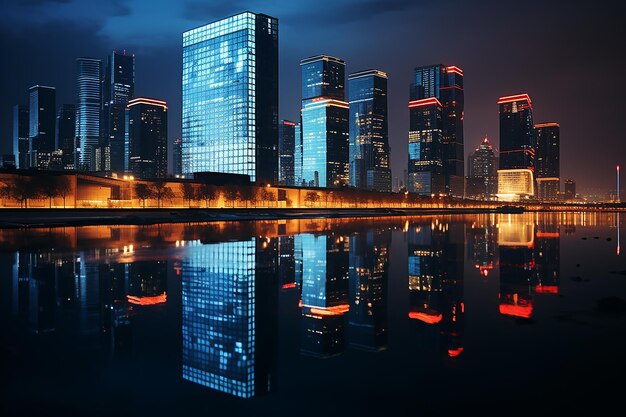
56,104,76,170
102,51,135,173
12,104,29,169
278,120,296,185
126,98,168,179
348,70,391,192
301,55,349,188
182,12,278,183
76,58,101,171
564,179,576,200
173,137,183,177
467,136,497,199
28,85,56,169
408,65,464,196
534,122,560,201
294,123,303,186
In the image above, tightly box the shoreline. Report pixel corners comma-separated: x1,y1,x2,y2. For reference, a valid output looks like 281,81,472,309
0,207,623,229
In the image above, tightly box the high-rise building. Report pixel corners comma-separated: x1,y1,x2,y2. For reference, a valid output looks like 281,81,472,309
12,105,29,169
294,123,302,186
467,136,497,199
278,120,295,185
497,94,535,200
28,85,56,169
102,51,135,173
173,137,183,177
126,98,168,179
407,65,464,196
300,55,349,188
76,58,101,171
182,12,278,183
56,104,76,170
534,122,560,201
348,69,391,192
564,179,576,200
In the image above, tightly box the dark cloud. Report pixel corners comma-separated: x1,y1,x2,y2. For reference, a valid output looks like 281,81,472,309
182,0,249,21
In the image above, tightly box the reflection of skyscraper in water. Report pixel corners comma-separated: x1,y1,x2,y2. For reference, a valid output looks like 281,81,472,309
79,252,101,335
278,235,297,290
348,229,390,351
27,252,56,333
297,233,350,358
467,216,498,278
182,238,277,398
534,216,560,295
100,262,131,353
407,221,465,358
498,217,535,319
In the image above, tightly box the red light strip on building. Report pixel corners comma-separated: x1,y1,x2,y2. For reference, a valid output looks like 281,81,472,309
126,292,167,306
408,97,442,108
281,282,296,289
497,94,532,107
534,285,559,294
282,121,296,126
408,311,443,324
446,66,464,76
128,97,168,110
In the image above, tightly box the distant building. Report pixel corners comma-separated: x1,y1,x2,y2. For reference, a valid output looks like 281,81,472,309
12,105,29,169
407,65,464,196
497,169,535,201
126,98,168,179
75,58,102,171
564,179,576,200
301,55,349,188
348,69,391,192
173,138,183,177
467,136,497,199
56,104,76,170
278,120,295,185
0,154,16,169
182,12,278,183
497,94,535,200
534,122,560,201
28,85,56,169
294,123,303,186
102,51,135,174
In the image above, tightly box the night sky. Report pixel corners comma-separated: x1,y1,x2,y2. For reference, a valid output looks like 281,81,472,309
1,0,624,194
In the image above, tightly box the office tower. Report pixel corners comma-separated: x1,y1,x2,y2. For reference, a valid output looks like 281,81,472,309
173,137,183,177
182,12,278,183
28,85,56,169
348,229,390,351
294,123,303,186
0,154,16,168
496,94,534,200
56,104,76,170
182,238,277,398
534,122,560,201
102,51,135,173
564,179,576,200
348,70,391,192
76,58,102,171
300,55,349,188
278,120,296,185
467,136,497,199
407,65,464,196
12,105,29,169
126,98,168,179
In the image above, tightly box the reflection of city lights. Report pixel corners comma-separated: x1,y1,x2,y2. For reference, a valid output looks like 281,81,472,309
448,347,464,358
127,292,167,306
408,311,442,324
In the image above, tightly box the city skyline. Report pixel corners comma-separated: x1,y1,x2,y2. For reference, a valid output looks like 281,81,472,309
0,1,624,194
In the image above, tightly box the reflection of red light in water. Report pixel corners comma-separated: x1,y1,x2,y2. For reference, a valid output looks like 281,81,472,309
499,303,533,318
281,282,296,289
408,311,443,324
127,292,167,306
307,304,350,316
448,347,464,358
535,285,559,294
536,232,560,238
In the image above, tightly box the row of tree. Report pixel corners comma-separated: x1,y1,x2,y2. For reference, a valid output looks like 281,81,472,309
0,175,72,208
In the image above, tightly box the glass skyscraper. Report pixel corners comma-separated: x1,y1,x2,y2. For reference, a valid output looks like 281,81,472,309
102,51,135,173
173,137,183,177
12,105,29,169
467,137,497,199
28,85,56,169
278,120,295,185
76,58,102,171
408,65,464,196
534,122,560,201
294,123,302,186
498,94,535,171
126,98,168,179
182,12,278,183
300,55,349,188
56,104,76,170
348,69,391,192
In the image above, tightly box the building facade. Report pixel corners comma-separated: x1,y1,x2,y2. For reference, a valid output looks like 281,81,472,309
564,179,576,200
126,98,168,179
102,51,135,174
294,123,302,186
348,70,391,192
407,65,464,196
28,85,56,169
173,138,183,177
12,105,29,169
76,58,101,171
278,120,295,185
182,12,278,183
56,104,76,170
300,55,349,188
467,136,497,199
534,122,560,201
